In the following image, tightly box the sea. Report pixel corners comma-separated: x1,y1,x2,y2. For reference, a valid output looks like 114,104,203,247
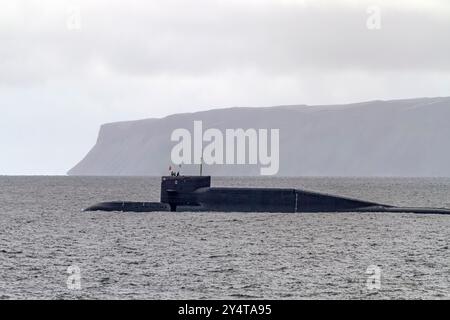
0,176,449,299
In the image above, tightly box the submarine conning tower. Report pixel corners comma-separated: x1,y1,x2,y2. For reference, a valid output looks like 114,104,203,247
161,176,211,211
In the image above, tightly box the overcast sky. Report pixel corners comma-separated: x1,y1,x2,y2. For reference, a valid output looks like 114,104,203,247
1,0,450,175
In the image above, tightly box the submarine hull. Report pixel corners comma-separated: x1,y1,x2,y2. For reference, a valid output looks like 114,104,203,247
83,176,450,215
84,201,170,212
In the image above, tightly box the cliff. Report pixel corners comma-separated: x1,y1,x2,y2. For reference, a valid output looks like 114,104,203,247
68,97,450,176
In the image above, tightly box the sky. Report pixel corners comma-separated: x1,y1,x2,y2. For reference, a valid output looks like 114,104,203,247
1,0,450,175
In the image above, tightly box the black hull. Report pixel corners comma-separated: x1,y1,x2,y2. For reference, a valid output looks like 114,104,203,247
85,202,450,215
85,201,170,212
84,176,450,215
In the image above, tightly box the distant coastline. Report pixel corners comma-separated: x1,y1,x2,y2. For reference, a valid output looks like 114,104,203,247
68,97,450,177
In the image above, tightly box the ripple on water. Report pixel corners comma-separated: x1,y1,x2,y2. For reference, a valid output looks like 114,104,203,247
0,176,449,299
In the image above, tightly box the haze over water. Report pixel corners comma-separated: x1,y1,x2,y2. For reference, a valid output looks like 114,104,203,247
0,176,449,299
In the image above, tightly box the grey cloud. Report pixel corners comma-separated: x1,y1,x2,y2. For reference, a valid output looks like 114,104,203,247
92,3,450,75
1,0,450,86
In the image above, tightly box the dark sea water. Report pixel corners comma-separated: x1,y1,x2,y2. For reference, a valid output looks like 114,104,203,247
0,176,449,300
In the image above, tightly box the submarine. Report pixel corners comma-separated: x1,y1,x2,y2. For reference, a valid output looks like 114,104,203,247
84,175,450,215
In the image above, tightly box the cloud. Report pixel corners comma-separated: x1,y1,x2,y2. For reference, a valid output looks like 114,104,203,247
1,0,450,86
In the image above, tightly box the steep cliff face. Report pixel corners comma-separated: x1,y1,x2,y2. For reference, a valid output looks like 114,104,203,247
68,97,450,176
